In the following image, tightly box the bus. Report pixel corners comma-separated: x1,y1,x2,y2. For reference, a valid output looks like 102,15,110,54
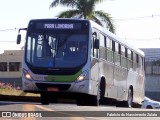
17,18,145,106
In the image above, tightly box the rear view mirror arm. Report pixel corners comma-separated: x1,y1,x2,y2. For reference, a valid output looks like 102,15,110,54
16,28,27,44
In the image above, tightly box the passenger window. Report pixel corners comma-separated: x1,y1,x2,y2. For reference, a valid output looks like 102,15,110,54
121,46,125,57
118,44,121,54
99,34,106,60
106,37,113,62
125,48,128,58
115,42,118,53
128,49,132,69
133,52,137,70
136,54,139,63
140,57,144,71
112,41,115,52
107,37,112,50
121,45,127,68
114,42,120,66
100,34,105,47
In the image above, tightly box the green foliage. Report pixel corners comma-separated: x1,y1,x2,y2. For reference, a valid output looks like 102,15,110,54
50,0,115,33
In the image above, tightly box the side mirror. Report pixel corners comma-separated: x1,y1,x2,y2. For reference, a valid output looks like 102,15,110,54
17,34,21,44
94,39,99,49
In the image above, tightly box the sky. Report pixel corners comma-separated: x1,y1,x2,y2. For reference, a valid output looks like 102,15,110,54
1,0,160,53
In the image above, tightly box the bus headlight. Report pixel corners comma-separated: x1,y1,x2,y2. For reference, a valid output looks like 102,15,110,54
76,70,88,82
23,69,33,80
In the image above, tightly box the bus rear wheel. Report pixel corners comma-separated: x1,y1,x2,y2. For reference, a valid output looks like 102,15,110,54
127,89,133,108
77,80,105,106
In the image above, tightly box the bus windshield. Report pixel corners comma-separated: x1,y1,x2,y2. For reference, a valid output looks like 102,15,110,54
25,32,88,68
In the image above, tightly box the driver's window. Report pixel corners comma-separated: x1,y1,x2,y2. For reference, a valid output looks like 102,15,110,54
92,29,99,58
37,35,43,58
48,36,56,57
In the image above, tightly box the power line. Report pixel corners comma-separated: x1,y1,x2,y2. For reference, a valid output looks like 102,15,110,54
1,15,160,31
0,40,25,43
0,15,160,32
0,28,19,32
115,15,160,21
122,37,160,41
0,41,18,43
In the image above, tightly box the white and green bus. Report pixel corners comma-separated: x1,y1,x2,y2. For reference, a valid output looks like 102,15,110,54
17,18,145,106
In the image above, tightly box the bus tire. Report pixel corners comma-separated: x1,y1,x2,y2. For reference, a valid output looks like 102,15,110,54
146,105,152,109
99,78,106,104
41,93,50,105
89,79,106,106
127,88,133,108
77,78,106,106
90,82,102,106
118,88,133,108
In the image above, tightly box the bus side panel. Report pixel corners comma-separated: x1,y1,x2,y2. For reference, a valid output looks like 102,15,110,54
114,66,128,101
99,58,120,99
90,57,99,96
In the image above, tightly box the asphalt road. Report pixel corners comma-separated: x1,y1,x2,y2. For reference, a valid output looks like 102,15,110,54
0,101,159,120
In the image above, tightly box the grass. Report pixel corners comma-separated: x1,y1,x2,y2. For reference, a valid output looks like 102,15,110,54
0,82,40,97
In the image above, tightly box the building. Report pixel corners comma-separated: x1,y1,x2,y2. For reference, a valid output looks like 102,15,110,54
141,48,160,101
0,50,23,88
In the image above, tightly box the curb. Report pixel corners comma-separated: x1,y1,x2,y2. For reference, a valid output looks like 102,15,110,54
0,95,76,104
0,95,40,102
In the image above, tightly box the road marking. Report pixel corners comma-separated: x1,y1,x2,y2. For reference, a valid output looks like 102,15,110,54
86,117,108,120
34,105,78,117
34,105,55,111
33,105,109,120
34,105,88,119
70,117,86,120
23,104,35,111
22,104,35,120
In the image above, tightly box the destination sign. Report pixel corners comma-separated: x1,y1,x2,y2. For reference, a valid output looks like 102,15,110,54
44,24,73,29
35,22,82,30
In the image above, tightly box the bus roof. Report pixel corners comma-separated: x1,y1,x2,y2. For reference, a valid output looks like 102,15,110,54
27,18,144,57
89,20,145,57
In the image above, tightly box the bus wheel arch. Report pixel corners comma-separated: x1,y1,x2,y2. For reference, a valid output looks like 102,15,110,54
146,105,153,109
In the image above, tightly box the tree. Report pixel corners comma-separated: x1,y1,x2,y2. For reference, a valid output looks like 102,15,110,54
49,0,115,33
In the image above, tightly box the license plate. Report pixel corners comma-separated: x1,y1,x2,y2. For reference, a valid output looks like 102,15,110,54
47,87,59,92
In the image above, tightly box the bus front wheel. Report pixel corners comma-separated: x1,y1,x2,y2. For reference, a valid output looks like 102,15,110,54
89,79,105,106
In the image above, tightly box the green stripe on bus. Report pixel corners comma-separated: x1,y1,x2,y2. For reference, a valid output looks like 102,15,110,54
47,70,81,82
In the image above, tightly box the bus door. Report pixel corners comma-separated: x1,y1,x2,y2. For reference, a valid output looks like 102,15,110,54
90,32,100,95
